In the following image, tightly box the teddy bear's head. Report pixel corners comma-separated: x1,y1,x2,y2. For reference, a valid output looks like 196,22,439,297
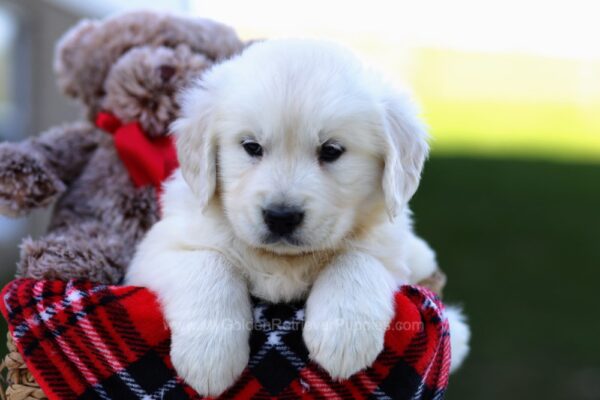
54,11,244,136
102,45,211,137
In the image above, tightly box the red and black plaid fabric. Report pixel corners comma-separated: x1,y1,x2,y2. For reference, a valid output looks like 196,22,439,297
1,279,450,399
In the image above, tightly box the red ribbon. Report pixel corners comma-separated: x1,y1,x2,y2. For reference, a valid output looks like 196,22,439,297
95,112,179,194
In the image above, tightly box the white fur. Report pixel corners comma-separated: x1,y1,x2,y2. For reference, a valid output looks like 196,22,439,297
126,39,469,396
303,251,397,379
446,306,471,373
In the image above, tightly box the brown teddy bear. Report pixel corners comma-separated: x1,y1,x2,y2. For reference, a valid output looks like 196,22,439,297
0,11,244,284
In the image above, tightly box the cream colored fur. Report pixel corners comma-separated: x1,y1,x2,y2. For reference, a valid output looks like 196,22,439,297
126,39,469,396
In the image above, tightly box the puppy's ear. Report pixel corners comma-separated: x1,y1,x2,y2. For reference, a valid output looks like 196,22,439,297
380,92,429,219
172,84,217,210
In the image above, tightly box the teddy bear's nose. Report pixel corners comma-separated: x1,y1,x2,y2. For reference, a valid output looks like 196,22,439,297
159,65,176,82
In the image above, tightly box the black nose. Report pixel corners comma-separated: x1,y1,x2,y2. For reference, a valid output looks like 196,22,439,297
262,205,304,236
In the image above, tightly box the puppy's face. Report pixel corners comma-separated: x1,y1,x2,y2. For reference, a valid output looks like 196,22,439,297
175,40,429,255
216,95,384,254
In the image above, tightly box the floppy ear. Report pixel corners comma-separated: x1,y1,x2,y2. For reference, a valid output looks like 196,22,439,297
172,84,217,210
380,92,429,219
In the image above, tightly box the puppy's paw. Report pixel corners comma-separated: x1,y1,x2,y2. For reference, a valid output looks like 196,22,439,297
304,251,397,380
303,307,388,379
170,323,249,397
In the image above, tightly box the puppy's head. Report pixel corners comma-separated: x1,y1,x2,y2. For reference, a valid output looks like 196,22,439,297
174,39,428,255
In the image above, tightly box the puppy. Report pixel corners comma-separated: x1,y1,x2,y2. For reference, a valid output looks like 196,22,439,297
126,39,470,396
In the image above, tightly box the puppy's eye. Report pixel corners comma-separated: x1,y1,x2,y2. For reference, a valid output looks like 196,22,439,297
242,140,263,157
319,141,345,163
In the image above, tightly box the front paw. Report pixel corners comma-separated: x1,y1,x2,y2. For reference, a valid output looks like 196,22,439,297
171,323,249,397
303,309,389,380
0,145,64,216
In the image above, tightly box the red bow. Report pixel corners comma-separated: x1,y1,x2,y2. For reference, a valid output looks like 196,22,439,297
95,112,179,194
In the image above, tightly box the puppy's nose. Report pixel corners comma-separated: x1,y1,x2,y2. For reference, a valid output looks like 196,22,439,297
262,205,304,236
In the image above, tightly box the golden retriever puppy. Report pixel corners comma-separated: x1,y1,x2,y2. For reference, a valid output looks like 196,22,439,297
126,39,470,396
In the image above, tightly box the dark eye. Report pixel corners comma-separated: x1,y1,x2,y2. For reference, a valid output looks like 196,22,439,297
242,139,263,157
319,141,345,163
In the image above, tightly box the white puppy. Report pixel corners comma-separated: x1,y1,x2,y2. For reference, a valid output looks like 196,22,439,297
126,39,469,396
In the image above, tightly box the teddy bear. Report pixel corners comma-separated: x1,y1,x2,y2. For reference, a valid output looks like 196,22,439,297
0,11,244,284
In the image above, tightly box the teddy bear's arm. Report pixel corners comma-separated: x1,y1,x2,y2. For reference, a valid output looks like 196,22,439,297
0,121,102,217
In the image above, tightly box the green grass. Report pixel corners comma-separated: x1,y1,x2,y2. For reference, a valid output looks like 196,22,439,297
411,155,600,400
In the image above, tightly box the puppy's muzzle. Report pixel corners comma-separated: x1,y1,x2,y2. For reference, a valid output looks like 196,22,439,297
262,205,304,237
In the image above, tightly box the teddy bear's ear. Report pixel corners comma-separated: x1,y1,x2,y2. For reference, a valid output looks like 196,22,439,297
54,19,100,102
53,11,245,120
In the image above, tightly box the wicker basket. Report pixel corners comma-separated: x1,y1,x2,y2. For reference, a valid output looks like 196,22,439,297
0,270,446,400
1,333,47,400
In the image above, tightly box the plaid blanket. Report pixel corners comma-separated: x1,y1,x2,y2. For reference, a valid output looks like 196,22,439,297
1,279,450,399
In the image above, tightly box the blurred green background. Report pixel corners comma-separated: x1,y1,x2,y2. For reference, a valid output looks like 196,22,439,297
1,1,599,399
412,156,600,399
